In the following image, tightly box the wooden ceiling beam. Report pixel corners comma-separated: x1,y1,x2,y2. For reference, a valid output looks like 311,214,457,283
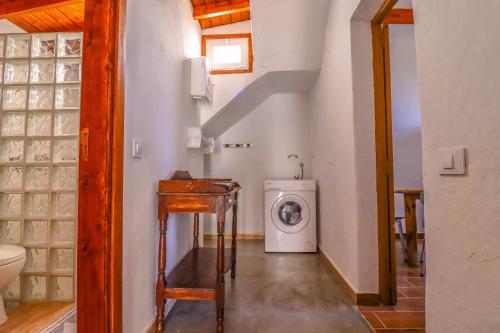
193,1,250,20
0,0,82,17
382,9,414,25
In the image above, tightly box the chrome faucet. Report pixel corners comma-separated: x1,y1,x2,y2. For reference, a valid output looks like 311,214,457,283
288,154,304,180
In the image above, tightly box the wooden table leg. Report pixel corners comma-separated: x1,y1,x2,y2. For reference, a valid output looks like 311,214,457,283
216,198,225,333
193,213,200,249
155,212,168,332
404,194,419,266
231,193,238,279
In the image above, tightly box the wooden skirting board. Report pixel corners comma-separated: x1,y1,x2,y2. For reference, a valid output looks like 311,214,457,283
203,233,264,241
318,245,379,306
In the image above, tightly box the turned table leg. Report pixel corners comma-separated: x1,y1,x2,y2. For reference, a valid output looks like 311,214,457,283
231,193,238,279
216,199,225,333
193,213,200,249
404,194,419,267
155,213,168,333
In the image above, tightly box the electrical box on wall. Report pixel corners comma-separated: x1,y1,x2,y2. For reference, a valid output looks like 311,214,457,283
191,57,213,103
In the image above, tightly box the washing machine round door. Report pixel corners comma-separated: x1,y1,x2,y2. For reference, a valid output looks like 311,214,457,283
271,194,310,234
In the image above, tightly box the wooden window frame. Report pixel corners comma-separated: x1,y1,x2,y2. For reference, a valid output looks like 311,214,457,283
372,0,414,305
201,33,253,75
0,0,126,331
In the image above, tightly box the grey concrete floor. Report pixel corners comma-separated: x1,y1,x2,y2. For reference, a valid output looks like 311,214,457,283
164,240,371,333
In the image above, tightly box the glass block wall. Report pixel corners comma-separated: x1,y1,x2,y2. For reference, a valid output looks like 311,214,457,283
0,33,82,308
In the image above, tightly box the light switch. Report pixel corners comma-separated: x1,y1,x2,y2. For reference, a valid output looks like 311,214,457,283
441,154,454,169
439,147,466,175
132,137,143,159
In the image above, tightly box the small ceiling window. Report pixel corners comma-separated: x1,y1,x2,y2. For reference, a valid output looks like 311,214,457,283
202,33,253,74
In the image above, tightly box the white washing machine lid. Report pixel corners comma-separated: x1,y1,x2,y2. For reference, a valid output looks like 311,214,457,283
271,194,310,234
265,180,316,191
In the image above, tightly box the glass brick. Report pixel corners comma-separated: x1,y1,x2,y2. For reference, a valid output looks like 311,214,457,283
5,301,20,311
25,248,47,272
30,60,55,84
0,220,21,244
50,248,74,273
54,111,79,136
26,193,49,218
51,276,73,301
4,61,29,83
26,140,51,163
52,166,77,190
0,193,22,217
52,193,75,218
0,167,23,190
24,220,48,245
29,86,54,110
31,33,56,58
27,113,52,136
55,85,80,109
51,220,74,245
6,35,30,58
3,87,28,110
3,277,20,299
25,166,50,190
56,59,81,83
57,33,82,58
23,276,47,300
53,139,78,163
0,36,5,58
1,113,26,136
0,139,24,163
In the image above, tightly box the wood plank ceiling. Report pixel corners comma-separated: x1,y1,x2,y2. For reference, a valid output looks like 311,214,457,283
191,0,250,29
0,0,84,33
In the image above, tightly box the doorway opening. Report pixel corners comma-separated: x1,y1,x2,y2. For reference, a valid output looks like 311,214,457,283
0,0,125,332
366,0,426,331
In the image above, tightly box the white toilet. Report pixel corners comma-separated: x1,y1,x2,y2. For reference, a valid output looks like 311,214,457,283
0,245,26,325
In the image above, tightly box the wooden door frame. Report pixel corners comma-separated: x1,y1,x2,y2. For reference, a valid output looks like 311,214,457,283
0,0,126,331
371,0,414,305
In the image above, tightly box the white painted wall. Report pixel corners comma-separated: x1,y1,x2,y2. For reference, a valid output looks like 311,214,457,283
309,0,381,294
122,1,203,332
0,20,25,33
200,0,331,129
390,25,424,232
413,0,500,331
204,94,311,235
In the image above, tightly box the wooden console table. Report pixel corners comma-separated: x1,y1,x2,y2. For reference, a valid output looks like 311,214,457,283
155,172,241,333
395,188,423,267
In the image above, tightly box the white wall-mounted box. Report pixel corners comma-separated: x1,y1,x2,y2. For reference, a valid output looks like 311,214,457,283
191,57,213,103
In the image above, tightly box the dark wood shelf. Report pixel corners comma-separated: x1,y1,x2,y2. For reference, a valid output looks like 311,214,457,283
164,248,232,300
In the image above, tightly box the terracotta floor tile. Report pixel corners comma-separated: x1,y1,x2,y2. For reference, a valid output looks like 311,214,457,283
398,287,425,298
395,298,425,312
375,329,425,333
362,311,385,329
358,305,396,312
359,240,426,332
406,277,426,287
375,311,425,329
397,277,413,287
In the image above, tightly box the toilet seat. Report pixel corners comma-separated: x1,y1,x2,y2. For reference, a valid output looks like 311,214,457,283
0,245,26,266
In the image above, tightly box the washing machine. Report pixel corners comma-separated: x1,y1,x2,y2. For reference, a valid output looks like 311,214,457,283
264,180,317,252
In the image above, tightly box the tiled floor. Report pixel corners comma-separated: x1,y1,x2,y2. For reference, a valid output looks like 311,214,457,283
164,240,372,333
359,241,425,332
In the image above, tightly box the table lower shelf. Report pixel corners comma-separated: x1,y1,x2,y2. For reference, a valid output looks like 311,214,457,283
164,247,232,301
